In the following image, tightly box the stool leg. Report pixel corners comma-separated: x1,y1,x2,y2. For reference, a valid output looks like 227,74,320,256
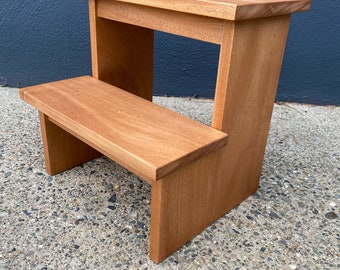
39,112,101,175
149,15,291,264
211,15,292,218
89,0,154,100
150,148,227,263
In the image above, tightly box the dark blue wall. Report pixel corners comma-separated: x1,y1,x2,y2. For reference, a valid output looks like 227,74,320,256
0,1,91,87
1,0,339,105
278,0,340,105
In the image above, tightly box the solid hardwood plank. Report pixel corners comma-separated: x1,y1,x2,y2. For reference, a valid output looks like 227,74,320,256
39,112,101,175
150,15,291,262
213,15,291,134
150,148,224,263
20,76,228,182
212,15,292,199
212,15,291,223
97,0,225,44
89,0,154,100
112,0,311,20
234,0,311,20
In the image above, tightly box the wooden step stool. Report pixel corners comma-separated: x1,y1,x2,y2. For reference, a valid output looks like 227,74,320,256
19,0,311,263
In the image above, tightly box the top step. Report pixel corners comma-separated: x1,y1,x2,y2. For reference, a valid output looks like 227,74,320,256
20,76,228,182
110,0,311,20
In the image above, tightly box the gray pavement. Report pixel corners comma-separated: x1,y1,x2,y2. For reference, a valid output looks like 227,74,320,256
0,86,339,269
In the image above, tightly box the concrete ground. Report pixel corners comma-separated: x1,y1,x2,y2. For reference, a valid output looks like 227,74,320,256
0,86,339,269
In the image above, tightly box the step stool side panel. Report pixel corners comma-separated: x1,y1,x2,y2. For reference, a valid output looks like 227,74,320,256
39,112,102,175
90,0,154,100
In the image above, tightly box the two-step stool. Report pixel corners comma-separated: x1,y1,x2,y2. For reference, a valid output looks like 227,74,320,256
20,0,311,263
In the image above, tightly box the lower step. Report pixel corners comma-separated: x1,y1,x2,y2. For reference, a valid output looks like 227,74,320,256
19,76,228,181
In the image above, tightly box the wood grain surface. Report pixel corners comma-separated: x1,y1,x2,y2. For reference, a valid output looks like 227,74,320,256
20,76,228,182
150,15,292,263
111,0,311,20
90,0,154,100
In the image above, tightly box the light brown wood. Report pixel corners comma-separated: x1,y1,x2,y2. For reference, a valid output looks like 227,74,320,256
20,76,228,182
39,112,102,175
97,0,225,44
89,0,154,100
112,0,311,20
149,15,292,262
150,148,223,263
213,15,291,137
209,15,291,212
